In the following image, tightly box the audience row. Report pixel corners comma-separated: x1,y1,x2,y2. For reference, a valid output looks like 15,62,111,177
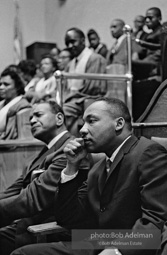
0,5,167,255
0,6,166,139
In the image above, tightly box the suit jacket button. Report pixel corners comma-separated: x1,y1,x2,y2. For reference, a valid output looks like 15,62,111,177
100,207,105,212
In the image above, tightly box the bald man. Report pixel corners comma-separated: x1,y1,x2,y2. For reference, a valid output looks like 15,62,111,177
106,19,128,66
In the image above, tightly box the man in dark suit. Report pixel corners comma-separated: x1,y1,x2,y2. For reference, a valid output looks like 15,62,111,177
132,7,162,80
132,15,148,60
0,99,89,255
12,97,167,255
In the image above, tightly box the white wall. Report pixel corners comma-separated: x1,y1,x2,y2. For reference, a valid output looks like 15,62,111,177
0,0,167,72
0,0,46,72
45,0,167,49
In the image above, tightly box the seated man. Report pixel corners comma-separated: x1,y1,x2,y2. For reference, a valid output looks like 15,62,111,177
12,97,167,255
106,19,128,102
132,15,148,60
106,19,127,68
0,99,90,255
63,27,107,137
132,7,162,80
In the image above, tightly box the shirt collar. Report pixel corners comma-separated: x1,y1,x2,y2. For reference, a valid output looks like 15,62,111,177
75,47,88,62
115,34,126,49
107,135,131,163
47,130,68,149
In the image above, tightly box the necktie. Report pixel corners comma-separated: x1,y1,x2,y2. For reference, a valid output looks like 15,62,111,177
109,40,118,62
106,158,112,174
111,40,118,54
75,58,78,67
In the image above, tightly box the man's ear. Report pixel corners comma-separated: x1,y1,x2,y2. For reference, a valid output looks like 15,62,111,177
115,117,125,131
55,112,64,126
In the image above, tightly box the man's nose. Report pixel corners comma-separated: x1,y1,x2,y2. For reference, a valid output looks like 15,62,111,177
80,124,88,137
0,83,5,88
68,43,74,49
30,116,37,124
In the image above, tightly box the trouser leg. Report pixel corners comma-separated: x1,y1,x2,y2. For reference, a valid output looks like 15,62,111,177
0,224,16,255
11,241,96,255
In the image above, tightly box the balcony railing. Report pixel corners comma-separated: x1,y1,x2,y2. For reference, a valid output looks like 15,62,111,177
54,24,133,116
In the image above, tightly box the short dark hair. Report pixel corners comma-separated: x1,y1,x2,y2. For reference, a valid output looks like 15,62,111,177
37,98,65,120
112,19,125,27
0,68,25,95
66,27,85,39
147,7,162,19
47,99,65,116
87,29,99,38
40,54,58,69
50,47,61,55
18,60,37,77
94,97,132,130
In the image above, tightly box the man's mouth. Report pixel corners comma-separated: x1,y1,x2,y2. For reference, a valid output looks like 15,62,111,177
31,126,40,132
83,138,91,144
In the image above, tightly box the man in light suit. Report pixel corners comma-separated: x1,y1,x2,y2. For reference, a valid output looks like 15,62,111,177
106,19,128,103
63,27,107,137
12,97,167,255
106,19,127,67
0,99,90,255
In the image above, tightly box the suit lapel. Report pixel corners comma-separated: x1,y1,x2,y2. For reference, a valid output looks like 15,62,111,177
106,149,124,180
106,135,138,180
98,135,138,193
24,132,72,182
98,159,107,194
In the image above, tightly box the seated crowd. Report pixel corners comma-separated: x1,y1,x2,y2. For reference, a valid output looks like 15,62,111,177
0,6,165,139
0,6,167,255
0,97,167,255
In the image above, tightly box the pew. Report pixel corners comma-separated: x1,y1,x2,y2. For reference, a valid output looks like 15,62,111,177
0,139,44,192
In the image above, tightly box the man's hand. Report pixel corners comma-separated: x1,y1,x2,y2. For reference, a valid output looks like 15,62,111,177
63,138,87,175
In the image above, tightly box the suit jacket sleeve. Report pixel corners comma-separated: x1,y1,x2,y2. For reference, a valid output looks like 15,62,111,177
0,174,24,200
0,154,67,227
119,142,167,255
81,53,107,96
135,143,167,229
